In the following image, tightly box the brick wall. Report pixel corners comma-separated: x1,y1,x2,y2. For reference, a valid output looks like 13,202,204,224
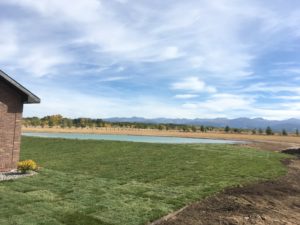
0,79,23,172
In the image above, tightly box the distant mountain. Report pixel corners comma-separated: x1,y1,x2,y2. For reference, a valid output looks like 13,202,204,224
104,117,300,132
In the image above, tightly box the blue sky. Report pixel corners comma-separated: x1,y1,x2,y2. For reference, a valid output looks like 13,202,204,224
1,0,300,119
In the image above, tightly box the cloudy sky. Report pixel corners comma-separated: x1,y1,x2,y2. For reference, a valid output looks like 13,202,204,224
1,0,300,119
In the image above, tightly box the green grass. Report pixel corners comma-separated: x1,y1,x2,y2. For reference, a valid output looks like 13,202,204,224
0,137,288,225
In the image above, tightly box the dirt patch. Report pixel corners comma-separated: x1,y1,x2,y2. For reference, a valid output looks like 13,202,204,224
243,141,295,152
282,148,300,157
153,158,300,225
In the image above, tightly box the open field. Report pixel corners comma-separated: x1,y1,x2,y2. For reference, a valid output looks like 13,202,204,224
23,126,300,148
0,137,289,225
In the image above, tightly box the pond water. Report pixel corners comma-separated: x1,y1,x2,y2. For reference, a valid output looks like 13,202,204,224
22,132,242,144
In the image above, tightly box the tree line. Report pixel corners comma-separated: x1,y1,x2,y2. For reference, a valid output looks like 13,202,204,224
23,115,299,136
23,115,217,132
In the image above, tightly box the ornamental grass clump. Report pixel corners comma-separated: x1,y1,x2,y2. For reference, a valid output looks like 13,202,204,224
17,160,38,174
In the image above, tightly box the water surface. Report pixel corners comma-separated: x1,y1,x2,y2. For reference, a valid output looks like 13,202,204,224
23,132,242,144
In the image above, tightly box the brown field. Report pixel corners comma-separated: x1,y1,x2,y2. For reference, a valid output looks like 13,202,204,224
22,126,300,150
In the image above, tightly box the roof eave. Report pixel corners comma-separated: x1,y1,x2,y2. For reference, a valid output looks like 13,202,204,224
0,70,40,104
26,95,41,104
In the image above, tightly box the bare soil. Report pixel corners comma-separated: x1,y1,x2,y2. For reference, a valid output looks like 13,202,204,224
153,149,300,225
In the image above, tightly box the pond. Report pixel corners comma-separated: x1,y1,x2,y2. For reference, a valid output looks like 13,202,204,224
22,132,243,144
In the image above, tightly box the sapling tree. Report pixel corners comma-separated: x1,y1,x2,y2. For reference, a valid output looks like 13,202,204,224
225,126,230,133
265,126,273,135
282,129,288,136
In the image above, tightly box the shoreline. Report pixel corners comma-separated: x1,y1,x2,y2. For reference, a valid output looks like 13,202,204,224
22,127,300,148
23,127,233,141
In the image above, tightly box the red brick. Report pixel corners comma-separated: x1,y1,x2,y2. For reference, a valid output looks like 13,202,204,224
0,80,23,172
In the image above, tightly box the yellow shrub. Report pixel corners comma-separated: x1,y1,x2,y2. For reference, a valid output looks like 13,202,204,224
17,160,38,173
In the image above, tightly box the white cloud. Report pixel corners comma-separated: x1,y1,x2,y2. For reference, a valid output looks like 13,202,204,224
24,88,120,118
0,0,260,71
188,56,205,69
3,0,300,120
159,46,181,60
171,77,216,93
98,76,129,82
23,83,300,120
187,51,253,78
277,95,300,100
17,47,71,77
285,68,300,74
200,93,253,111
6,0,300,78
0,22,18,61
243,83,300,94
174,94,198,99
182,93,253,112
10,0,155,60
11,0,103,23
116,66,125,72
252,108,300,120
23,87,200,119
0,20,70,77
180,93,300,120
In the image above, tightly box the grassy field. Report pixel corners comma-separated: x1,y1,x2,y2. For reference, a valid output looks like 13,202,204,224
0,137,288,225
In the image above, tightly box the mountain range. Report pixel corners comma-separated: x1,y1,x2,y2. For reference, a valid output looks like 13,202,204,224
104,117,300,132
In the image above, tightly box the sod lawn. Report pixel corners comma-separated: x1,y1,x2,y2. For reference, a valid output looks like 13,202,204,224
0,137,288,225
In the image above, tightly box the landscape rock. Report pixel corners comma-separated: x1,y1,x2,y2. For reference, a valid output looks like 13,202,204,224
0,170,36,182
